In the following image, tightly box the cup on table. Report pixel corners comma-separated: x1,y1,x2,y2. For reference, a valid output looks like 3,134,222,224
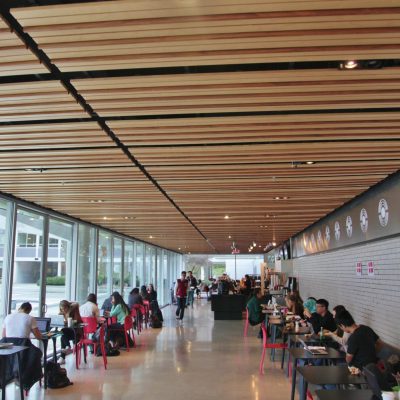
67,317,73,327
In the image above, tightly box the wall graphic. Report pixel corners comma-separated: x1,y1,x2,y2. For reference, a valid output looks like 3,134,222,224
292,172,400,257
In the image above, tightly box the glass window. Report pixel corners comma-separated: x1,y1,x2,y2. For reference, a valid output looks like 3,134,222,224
123,241,135,297
76,224,96,304
45,218,73,316
97,231,112,306
136,242,144,287
0,199,12,321
12,209,44,317
113,237,122,293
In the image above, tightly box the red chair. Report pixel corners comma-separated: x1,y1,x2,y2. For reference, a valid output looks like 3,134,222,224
141,302,150,328
259,323,288,374
133,304,146,330
108,315,135,351
243,307,249,337
130,309,141,335
76,317,107,369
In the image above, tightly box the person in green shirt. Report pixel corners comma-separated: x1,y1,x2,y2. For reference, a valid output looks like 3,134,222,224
247,288,265,326
106,291,130,348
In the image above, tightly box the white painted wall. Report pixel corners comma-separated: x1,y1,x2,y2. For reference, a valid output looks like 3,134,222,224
293,235,400,348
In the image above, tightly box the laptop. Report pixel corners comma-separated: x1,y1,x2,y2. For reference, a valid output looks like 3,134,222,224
298,338,328,355
50,315,65,327
36,317,51,334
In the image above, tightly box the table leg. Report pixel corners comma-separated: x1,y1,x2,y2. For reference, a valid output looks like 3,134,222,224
290,357,297,400
1,358,6,400
52,337,57,362
270,325,277,361
301,379,308,400
16,353,24,400
286,335,291,377
43,340,48,389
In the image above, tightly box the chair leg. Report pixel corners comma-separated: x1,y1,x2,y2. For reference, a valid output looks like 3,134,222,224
125,332,130,352
306,390,314,400
259,348,266,375
244,320,249,337
281,347,286,369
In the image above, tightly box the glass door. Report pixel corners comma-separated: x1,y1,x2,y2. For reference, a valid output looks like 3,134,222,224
11,209,45,317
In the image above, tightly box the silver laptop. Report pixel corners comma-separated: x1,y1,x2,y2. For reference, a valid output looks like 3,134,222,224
50,315,65,327
298,338,328,355
36,317,51,333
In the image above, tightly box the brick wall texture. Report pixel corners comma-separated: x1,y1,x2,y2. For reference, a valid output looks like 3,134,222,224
293,236,400,348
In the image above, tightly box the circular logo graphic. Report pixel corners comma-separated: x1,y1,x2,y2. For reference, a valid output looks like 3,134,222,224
346,216,353,237
378,198,389,227
317,230,323,246
360,208,368,233
334,221,340,241
310,233,316,249
325,226,331,244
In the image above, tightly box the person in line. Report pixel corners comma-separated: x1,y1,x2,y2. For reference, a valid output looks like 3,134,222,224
243,274,252,297
58,300,83,365
101,294,113,312
147,284,157,302
175,271,188,321
196,279,202,299
323,305,350,352
79,293,100,321
107,291,130,349
2,302,42,339
335,310,382,370
285,294,304,318
128,287,143,309
186,271,197,307
309,298,337,334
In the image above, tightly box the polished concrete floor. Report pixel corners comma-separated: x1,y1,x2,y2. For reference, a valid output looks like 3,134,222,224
7,299,295,399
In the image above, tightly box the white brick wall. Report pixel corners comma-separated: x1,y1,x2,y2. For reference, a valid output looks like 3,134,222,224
293,236,400,348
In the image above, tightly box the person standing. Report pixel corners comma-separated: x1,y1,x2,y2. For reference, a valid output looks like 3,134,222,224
175,271,188,321
186,271,197,307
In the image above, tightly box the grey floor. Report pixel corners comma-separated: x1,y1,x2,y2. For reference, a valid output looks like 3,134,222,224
8,299,295,399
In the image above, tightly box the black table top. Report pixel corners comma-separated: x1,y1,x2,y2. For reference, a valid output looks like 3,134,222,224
293,334,334,343
0,345,28,356
315,389,374,400
284,327,311,335
297,366,366,385
289,347,345,360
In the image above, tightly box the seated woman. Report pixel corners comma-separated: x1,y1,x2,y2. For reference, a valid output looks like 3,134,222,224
140,285,149,301
2,302,43,390
58,300,83,365
147,284,157,302
128,288,143,310
285,294,304,318
107,292,130,348
79,293,100,321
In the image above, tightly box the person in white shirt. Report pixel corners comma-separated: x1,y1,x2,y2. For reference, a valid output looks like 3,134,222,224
79,293,100,321
2,302,42,339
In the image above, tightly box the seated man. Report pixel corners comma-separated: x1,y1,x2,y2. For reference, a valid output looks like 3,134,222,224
309,298,337,334
247,288,265,326
335,310,381,370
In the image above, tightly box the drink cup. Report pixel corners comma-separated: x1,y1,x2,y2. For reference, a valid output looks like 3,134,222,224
67,317,73,327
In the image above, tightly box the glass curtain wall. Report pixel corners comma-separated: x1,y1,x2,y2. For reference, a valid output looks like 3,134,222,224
123,241,135,297
45,218,73,316
0,200,12,321
136,242,144,288
12,209,44,317
76,224,96,304
97,231,112,307
113,237,122,293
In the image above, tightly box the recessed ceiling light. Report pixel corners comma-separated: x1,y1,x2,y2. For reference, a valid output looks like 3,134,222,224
272,242,276,246
103,217,107,220
342,60,358,69
178,247,181,250
283,196,289,200
253,241,257,247
228,235,232,239
306,161,315,165
224,215,230,219
274,196,281,200
149,235,153,239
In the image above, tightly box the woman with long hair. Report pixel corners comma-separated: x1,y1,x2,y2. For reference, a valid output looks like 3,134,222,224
107,291,129,348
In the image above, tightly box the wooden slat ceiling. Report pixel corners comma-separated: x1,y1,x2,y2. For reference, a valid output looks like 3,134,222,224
0,18,47,76
10,0,400,70
0,0,399,254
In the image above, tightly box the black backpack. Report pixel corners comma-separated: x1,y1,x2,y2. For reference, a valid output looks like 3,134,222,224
45,361,73,389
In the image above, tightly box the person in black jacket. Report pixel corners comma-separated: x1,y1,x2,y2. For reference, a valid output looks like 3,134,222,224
310,298,337,334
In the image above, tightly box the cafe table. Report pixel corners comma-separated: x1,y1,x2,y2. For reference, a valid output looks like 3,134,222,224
315,389,374,400
267,315,284,361
289,348,346,400
283,327,312,376
297,366,366,400
0,346,28,400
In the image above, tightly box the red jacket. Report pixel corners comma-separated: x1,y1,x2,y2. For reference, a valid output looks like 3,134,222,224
176,279,188,297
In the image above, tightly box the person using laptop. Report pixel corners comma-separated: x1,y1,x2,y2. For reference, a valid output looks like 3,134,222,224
79,293,100,321
2,302,42,339
335,310,382,369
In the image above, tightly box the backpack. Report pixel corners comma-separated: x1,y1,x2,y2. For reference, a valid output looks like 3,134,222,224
150,314,162,329
45,361,73,389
